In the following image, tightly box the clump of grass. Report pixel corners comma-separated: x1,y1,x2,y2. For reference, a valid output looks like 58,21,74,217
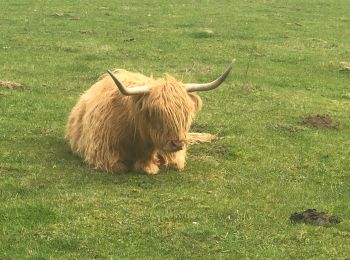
191,28,215,38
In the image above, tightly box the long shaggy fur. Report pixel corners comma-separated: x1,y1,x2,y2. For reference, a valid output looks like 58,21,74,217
65,69,202,174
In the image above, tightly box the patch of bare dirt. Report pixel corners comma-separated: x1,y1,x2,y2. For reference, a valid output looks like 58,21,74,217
290,209,342,227
190,122,210,132
0,80,23,89
214,145,229,156
30,129,54,136
302,114,340,129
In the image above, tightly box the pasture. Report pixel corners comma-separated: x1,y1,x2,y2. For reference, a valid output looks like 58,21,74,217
1,0,349,258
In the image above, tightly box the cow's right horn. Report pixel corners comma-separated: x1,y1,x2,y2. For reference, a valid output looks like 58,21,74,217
107,70,150,96
184,59,235,92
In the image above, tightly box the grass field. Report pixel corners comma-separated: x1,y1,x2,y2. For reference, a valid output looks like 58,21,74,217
1,0,350,258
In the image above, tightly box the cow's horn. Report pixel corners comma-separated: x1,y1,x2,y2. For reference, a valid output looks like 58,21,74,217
107,70,150,96
184,59,235,92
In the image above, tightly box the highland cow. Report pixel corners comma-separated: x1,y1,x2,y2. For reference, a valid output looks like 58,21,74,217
65,60,234,174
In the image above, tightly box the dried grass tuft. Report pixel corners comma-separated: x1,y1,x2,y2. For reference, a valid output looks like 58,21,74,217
340,62,350,71
0,80,23,89
187,132,220,145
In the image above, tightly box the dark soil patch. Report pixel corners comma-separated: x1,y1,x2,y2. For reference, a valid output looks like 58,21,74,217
30,128,54,136
302,114,340,129
190,122,210,132
210,144,236,158
214,145,229,156
0,80,23,89
290,209,342,227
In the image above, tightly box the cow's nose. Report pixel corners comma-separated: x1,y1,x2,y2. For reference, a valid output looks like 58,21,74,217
170,140,185,151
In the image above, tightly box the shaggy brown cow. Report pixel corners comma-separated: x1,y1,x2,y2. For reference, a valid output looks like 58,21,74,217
65,60,235,174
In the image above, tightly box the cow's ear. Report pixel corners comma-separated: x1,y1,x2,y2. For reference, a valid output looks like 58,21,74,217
189,93,202,113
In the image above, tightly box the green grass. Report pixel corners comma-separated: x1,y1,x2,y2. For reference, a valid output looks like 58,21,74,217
1,0,350,258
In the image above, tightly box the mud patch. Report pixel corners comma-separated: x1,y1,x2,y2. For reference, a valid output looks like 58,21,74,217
290,209,342,227
209,143,236,158
30,128,54,137
0,80,23,89
213,145,230,156
190,122,210,132
302,114,340,129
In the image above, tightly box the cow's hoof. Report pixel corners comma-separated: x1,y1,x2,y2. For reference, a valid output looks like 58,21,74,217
143,164,159,175
134,161,159,175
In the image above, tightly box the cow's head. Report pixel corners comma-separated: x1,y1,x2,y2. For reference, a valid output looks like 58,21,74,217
107,60,235,152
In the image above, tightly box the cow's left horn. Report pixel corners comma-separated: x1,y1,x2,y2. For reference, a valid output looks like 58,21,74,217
184,59,235,92
107,70,150,96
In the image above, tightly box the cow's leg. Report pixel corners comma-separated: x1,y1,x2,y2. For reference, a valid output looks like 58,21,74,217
133,160,159,175
93,158,128,174
110,161,128,173
133,151,160,175
94,150,128,174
